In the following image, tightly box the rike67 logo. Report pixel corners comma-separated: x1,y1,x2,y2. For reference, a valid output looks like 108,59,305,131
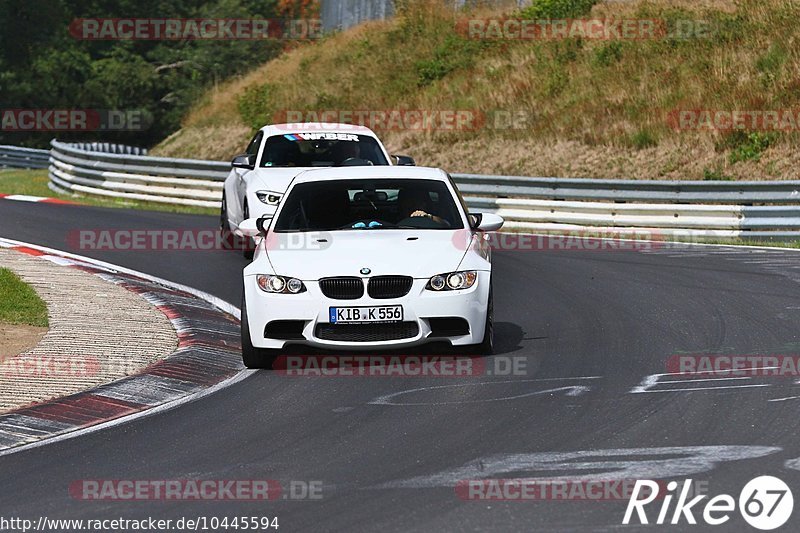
624,476,793,530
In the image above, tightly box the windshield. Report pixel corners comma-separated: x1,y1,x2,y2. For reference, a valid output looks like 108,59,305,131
274,179,465,232
260,133,389,167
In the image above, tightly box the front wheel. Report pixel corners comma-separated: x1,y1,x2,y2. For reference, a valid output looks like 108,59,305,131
465,287,493,355
242,202,255,260
241,295,280,369
220,191,232,237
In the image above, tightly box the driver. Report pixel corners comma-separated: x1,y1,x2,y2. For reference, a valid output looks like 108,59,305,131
333,141,361,165
398,188,446,225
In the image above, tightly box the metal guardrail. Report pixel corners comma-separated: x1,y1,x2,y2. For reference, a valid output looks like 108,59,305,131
0,145,50,169
48,140,227,208
453,175,800,241
68,142,148,156
44,139,800,241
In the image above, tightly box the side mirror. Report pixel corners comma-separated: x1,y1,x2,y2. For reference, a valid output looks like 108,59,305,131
232,153,256,170
393,155,416,166
470,213,504,232
239,216,272,237
238,218,260,237
256,216,272,234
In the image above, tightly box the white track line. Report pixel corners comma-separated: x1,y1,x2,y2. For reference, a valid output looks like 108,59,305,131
0,237,238,318
0,237,253,458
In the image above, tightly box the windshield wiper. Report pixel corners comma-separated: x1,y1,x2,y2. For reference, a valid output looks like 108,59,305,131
357,225,422,230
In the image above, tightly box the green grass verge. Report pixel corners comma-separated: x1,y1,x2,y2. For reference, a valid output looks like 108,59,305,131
0,169,217,216
0,268,48,327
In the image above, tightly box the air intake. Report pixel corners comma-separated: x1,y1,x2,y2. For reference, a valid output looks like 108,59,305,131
367,276,413,299
319,277,364,300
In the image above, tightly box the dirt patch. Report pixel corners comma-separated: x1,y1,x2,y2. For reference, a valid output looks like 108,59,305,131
0,323,46,363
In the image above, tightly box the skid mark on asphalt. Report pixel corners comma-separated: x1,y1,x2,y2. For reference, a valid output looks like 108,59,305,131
367,365,800,406
642,246,800,288
368,377,600,406
372,446,782,489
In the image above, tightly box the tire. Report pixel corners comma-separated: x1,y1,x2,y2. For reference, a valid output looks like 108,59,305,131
242,202,255,260
221,191,242,256
220,191,232,238
241,294,280,369
465,286,494,355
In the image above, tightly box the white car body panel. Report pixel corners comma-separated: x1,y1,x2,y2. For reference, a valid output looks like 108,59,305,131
242,166,500,351
263,230,475,279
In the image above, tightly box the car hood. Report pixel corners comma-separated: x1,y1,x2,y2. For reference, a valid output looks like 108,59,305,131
262,230,471,280
248,167,315,193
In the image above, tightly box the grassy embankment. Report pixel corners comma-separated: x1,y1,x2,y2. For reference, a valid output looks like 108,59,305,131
154,0,800,181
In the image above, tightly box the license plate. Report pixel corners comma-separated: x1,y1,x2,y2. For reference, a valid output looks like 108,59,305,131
329,305,403,324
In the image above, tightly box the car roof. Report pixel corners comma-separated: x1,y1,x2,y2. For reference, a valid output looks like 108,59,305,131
290,166,449,184
259,123,378,137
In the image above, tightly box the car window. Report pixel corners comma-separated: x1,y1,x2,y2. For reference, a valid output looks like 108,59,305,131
260,133,389,168
274,179,464,232
246,132,263,156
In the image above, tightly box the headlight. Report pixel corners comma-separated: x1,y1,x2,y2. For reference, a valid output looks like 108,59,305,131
256,274,306,294
426,271,477,291
256,191,282,205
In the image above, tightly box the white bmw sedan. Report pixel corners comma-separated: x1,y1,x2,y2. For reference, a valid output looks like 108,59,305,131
221,123,413,258
238,166,503,368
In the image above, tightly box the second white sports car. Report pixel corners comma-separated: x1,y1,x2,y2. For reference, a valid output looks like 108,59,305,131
238,166,504,368
221,123,414,258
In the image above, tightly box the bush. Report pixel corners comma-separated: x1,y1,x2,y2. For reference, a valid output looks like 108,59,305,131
415,34,484,87
703,167,732,181
520,0,598,19
729,132,776,164
237,83,276,130
755,44,787,86
593,41,624,67
630,130,658,150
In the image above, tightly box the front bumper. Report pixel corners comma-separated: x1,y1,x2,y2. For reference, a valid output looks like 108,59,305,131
243,272,491,350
